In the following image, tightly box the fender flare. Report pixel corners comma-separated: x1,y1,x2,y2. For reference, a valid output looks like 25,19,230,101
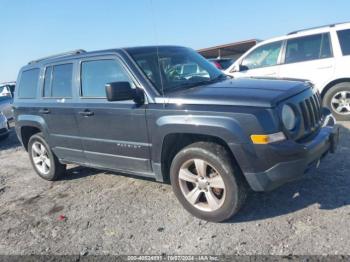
151,114,252,163
15,114,49,143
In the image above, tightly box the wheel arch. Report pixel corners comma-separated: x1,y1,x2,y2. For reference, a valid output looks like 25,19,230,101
321,78,350,98
16,115,48,151
159,133,243,183
151,115,253,183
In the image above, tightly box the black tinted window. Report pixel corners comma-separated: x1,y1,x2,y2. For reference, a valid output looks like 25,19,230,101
51,64,73,97
43,66,52,97
18,69,40,98
337,29,350,55
81,59,132,97
285,33,332,63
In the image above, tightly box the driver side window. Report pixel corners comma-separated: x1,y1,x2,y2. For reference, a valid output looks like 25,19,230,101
241,41,282,70
81,59,134,97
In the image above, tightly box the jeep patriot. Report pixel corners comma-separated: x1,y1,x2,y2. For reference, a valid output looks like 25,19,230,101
14,46,339,221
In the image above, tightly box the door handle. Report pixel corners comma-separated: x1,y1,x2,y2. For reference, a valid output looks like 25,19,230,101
39,108,50,114
317,65,332,70
79,110,94,117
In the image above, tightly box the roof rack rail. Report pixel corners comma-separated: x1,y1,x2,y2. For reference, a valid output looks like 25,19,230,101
287,21,350,35
28,49,86,64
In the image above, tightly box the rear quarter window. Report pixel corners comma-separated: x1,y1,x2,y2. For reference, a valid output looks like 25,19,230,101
337,29,350,56
18,68,40,98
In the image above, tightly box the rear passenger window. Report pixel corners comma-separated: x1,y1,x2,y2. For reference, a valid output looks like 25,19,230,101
43,64,73,97
337,29,350,56
51,64,73,97
18,69,40,98
81,59,132,97
285,33,332,63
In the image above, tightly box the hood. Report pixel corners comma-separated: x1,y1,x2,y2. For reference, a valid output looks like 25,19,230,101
160,78,311,108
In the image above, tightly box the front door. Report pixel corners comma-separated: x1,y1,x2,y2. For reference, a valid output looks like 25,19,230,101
75,56,152,174
233,41,283,78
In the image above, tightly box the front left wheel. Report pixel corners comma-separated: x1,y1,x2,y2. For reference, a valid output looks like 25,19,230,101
28,133,66,181
170,142,248,222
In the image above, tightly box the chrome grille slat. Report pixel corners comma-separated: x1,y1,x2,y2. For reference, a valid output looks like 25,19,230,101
306,98,316,128
297,92,323,140
299,101,310,131
310,96,319,123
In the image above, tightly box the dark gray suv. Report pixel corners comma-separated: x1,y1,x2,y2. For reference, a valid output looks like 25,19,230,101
14,46,339,222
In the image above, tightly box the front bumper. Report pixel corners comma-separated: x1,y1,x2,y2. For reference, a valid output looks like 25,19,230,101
240,115,339,192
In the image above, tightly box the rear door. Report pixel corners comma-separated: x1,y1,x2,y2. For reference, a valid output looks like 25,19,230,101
334,28,350,78
234,41,283,78
39,61,85,163
278,33,335,92
75,55,152,174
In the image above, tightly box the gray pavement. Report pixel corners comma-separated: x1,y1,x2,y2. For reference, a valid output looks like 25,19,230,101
0,122,349,255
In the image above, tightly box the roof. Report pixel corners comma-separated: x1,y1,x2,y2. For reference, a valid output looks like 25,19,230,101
25,45,190,66
197,39,260,58
287,21,350,35
245,21,350,51
0,81,16,86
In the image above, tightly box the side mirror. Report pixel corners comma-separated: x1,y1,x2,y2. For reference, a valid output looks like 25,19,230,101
231,64,248,73
105,82,144,104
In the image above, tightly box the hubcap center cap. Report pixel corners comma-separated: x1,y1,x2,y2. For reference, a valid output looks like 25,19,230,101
198,178,209,190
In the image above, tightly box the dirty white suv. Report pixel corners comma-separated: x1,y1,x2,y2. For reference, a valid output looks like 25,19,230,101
226,22,350,121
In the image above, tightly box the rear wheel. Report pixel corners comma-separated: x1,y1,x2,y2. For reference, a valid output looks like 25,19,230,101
28,133,66,181
323,82,350,121
170,142,248,222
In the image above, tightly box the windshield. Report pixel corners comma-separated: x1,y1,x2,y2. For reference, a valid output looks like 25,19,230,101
127,46,225,93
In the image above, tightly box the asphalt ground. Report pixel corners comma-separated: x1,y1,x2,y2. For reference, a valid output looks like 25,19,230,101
0,122,349,256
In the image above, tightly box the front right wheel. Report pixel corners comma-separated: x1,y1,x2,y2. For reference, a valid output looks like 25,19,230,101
170,142,248,222
323,82,350,121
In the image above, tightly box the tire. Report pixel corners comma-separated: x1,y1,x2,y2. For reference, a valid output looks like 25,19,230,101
170,142,248,222
28,133,66,181
323,82,350,121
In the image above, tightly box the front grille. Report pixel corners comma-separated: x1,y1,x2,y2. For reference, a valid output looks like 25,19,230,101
298,92,323,138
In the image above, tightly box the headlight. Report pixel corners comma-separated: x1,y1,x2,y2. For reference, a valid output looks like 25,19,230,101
282,104,296,131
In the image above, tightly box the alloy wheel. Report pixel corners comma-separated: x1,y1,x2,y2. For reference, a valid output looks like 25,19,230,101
31,141,51,175
331,91,350,115
178,159,226,212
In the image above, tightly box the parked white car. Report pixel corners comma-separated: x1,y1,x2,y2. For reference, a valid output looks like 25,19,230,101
0,111,9,140
226,22,350,121
0,82,15,97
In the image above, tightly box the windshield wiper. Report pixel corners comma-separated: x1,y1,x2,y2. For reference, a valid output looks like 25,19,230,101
209,73,228,83
187,73,227,87
163,74,228,93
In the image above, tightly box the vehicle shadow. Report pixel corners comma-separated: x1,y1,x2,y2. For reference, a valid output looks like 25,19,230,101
229,122,350,223
63,165,157,183
0,126,22,151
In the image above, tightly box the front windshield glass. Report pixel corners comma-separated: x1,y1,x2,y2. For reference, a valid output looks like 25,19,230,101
127,46,225,93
